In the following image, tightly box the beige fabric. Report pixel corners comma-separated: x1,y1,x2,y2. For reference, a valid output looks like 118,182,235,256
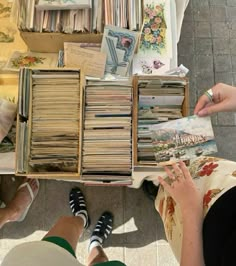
2,241,83,266
155,156,236,262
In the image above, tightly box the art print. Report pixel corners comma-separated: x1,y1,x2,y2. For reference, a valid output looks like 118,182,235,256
37,0,91,10
138,0,172,57
101,25,139,76
4,51,59,71
150,115,217,164
133,55,170,75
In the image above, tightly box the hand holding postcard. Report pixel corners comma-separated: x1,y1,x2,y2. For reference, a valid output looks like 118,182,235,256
150,115,217,165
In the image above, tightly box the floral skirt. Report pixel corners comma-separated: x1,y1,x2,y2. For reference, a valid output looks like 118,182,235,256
155,156,236,262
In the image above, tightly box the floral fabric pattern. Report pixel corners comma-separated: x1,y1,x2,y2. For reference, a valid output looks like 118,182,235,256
155,156,236,262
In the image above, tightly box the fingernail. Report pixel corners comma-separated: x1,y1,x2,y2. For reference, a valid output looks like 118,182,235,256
198,109,208,116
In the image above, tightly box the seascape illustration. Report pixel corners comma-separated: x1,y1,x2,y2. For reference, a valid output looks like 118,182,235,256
150,116,218,164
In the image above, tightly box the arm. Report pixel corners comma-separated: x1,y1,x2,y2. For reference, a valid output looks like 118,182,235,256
158,161,204,266
194,83,236,117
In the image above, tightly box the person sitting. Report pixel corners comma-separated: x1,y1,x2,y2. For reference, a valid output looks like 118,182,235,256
143,83,236,266
0,178,39,228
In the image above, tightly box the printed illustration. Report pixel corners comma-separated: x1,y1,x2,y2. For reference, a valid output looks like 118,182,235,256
133,55,170,75
150,115,218,164
101,25,139,76
0,2,11,18
37,0,91,9
139,1,168,55
4,51,59,71
11,55,45,68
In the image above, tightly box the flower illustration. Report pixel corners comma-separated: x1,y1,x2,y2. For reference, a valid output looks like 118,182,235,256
11,56,46,68
199,162,219,176
139,3,167,54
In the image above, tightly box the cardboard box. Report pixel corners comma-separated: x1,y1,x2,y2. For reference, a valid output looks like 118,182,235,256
20,32,103,53
132,75,189,167
15,68,84,180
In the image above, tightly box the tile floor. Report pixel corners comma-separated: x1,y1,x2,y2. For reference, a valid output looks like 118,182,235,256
1,0,236,265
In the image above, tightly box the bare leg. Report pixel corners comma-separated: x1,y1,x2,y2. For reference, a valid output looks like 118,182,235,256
88,246,108,266
0,179,39,228
43,216,84,252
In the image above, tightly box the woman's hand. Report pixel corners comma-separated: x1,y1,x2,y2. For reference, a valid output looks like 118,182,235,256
158,161,202,216
194,83,236,117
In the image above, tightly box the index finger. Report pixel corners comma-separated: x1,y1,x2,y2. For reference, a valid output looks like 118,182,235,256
194,94,210,115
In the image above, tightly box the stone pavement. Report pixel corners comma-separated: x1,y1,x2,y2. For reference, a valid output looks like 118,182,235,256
1,0,236,265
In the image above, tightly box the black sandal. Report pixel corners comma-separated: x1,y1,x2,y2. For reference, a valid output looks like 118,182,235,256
69,187,90,228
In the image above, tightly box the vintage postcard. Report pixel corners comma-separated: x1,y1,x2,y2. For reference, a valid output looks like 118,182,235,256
0,0,27,62
101,25,139,76
4,51,59,71
36,0,91,10
138,0,172,57
133,55,170,75
64,42,106,78
150,115,218,165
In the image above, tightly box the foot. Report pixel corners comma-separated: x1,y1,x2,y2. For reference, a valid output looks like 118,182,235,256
89,211,113,253
69,187,90,228
0,179,39,227
142,180,159,201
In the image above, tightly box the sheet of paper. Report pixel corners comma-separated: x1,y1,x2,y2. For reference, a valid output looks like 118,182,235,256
64,43,106,78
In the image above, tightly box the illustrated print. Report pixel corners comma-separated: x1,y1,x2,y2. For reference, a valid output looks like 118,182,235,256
0,2,11,18
11,56,46,68
139,2,167,55
107,29,137,62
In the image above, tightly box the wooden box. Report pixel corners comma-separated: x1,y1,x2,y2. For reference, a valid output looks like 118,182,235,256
15,68,84,180
132,75,189,167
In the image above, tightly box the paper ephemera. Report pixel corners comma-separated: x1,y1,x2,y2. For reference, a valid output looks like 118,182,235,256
4,51,59,72
0,98,16,143
64,42,106,78
101,25,139,76
82,81,132,177
16,69,81,174
150,115,217,165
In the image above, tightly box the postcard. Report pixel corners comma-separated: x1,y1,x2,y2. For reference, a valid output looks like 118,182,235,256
138,0,172,57
36,0,91,10
133,55,170,75
4,51,59,71
64,42,106,78
0,98,16,143
150,115,218,165
101,25,139,76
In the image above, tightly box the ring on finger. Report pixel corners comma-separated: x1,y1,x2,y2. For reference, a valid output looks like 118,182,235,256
204,88,214,102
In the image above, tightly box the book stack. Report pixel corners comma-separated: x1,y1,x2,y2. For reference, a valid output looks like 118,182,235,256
82,80,132,180
137,78,186,165
16,68,81,175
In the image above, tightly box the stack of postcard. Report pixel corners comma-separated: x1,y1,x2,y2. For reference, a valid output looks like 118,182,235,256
15,0,143,33
82,80,132,180
150,115,218,165
16,68,81,174
137,78,185,165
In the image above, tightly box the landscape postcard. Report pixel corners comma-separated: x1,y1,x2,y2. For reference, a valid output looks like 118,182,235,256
150,115,218,165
